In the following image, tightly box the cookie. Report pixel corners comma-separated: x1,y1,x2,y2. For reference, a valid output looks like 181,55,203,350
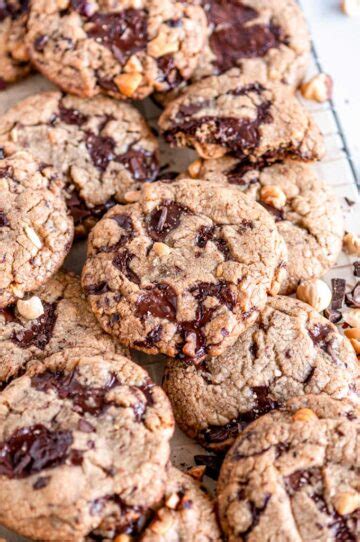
26,0,207,101
88,466,222,541
156,0,311,106
0,0,31,86
195,0,310,86
217,395,360,542
163,296,359,452
0,91,159,236
0,151,74,308
81,179,287,361
184,158,344,293
0,271,131,387
159,68,324,161
0,350,174,541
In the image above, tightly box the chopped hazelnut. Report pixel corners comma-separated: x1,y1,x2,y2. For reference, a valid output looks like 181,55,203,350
334,492,360,515
292,408,318,422
296,279,332,312
17,296,44,320
187,159,202,178
341,0,360,16
301,73,333,103
343,232,360,257
260,185,287,209
115,73,143,98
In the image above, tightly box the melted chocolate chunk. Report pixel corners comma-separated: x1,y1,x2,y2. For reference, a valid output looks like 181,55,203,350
113,250,140,285
345,282,360,309
0,305,17,324
165,103,272,157
175,100,212,122
87,10,148,65
191,281,236,311
116,147,159,183
59,103,88,125
33,34,48,52
204,0,286,73
71,0,94,17
157,54,184,90
0,424,73,478
136,283,177,321
33,475,51,489
83,281,110,296
241,494,271,540
11,302,57,350
86,133,116,171
0,210,9,227
202,386,279,444
308,324,336,358
0,0,28,21
134,325,162,349
31,369,120,416
96,214,135,254
354,262,360,278
147,200,189,241
131,379,155,422
226,161,260,186
330,278,346,311
196,225,231,259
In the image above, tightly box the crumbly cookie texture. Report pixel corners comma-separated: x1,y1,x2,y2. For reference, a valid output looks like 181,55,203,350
164,296,359,452
0,0,31,85
185,158,344,293
159,68,324,161
81,179,287,362
26,0,207,100
0,271,130,386
88,466,222,541
0,151,74,308
0,350,174,541
195,0,310,86
0,91,159,236
217,395,360,542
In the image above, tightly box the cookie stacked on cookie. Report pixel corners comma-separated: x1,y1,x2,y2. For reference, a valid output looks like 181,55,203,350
0,0,359,540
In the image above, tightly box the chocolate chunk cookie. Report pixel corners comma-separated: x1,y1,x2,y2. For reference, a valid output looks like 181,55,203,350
0,271,130,387
0,91,159,236
0,0,31,86
0,151,74,308
164,296,359,453
88,466,221,541
217,395,360,542
0,350,174,541
159,69,324,161
184,158,344,293
26,0,207,101
81,179,287,362
196,0,310,86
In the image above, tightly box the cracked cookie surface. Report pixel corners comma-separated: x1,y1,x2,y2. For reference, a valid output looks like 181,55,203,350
0,0,31,85
164,296,359,453
0,151,73,308
159,68,324,162
88,466,221,541
0,91,159,236
0,270,130,387
0,350,174,541
195,0,310,86
81,179,287,361
156,0,311,106
184,158,344,293
217,395,360,542
26,0,207,100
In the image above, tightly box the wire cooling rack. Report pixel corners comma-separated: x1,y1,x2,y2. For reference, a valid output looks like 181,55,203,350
0,34,359,542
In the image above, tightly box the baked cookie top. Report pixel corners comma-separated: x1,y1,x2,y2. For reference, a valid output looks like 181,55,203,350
159,69,324,162
26,0,207,100
164,296,359,452
0,151,73,308
0,0,31,85
217,395,360,542
194,0,310,86
184,158,344,293
0,270,130,386
0,350,174,541
88,466,222,541
82,179,287,361
0,91,159,236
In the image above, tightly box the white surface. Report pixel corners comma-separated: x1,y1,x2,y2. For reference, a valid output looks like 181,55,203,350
300,0,360,181
0,3,359,541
